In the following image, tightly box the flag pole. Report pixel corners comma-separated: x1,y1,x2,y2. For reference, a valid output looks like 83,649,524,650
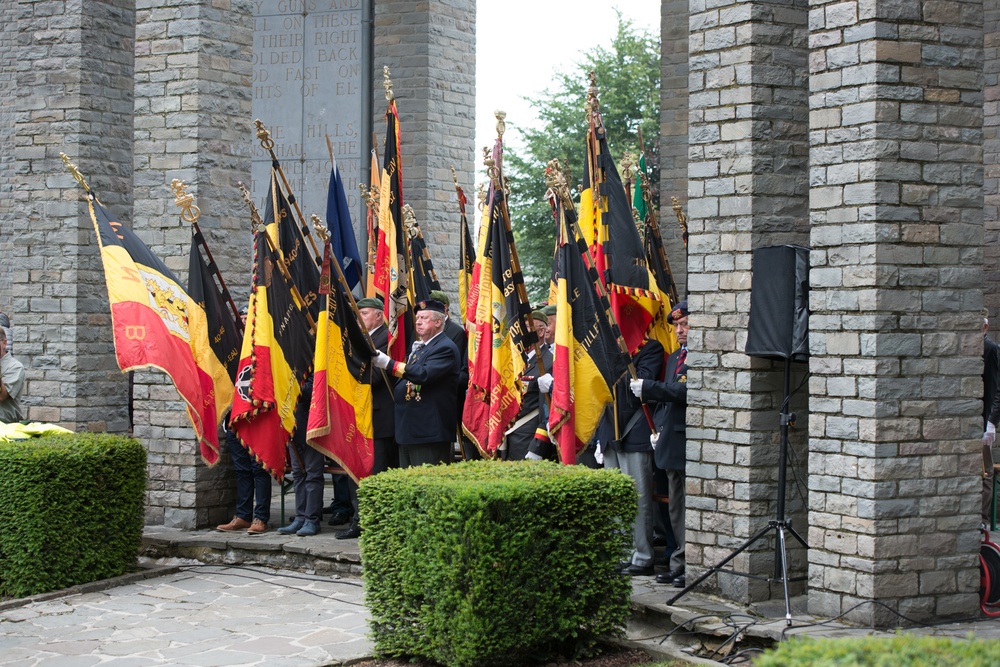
238,182,317,333
254,119,323,265
402,204,440,288
636,128,681,306
312,215,397,399
545,160,655,431
171,179,245,338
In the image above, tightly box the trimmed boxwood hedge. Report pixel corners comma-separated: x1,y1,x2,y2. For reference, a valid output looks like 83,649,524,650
755,635,1000,667
0,433,146,598
360,459,638,667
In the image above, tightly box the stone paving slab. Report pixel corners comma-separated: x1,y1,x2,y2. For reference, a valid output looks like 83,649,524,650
0,565,371,667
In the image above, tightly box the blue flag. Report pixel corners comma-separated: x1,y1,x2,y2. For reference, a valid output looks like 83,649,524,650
326,153,363,290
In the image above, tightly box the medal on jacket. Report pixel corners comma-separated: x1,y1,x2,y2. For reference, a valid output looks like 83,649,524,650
405,382,422,401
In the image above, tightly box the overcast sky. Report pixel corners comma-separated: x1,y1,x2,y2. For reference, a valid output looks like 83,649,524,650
474,1,662,180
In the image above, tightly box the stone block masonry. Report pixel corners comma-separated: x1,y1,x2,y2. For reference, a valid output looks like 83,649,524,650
807,0,983,624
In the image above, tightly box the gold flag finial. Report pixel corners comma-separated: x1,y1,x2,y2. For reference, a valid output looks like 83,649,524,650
171,179,201,224
620,152,635,181
311,214,330,243
402,203,418,238
60,153,91,194
237,182,264,233
586,71,599,115
383,66,395,102
495,110,506,138
476,181,487,211
451,165,458,187
254,119,275,151
545,158,573,208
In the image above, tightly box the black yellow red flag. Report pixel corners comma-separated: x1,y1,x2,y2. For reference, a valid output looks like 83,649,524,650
306,243,375,482
89,196,225,464
230,231,314,479
264,170,321,320
547,194,628,465
372,97,409,361
462,139,535,458
456,180,475,324
580,98,665,355
187,230,240,430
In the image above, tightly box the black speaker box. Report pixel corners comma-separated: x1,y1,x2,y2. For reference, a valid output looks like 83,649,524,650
745,245,809,362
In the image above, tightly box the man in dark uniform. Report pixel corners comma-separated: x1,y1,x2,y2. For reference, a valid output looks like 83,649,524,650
632,300,688,587
336,297,398,540
429,289,473,460
597,335,664,577
983,309,1000,524
505,310,554,460
373,299,461,467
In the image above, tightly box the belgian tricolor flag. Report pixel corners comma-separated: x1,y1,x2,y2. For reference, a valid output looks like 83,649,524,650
306,243,375,482
456,180,475,325
89,196,227,464
462,138,534,458
547,197,627,465
264,170,321,322
230,230,314,479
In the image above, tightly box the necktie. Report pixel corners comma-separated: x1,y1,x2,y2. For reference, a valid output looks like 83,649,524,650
675,347,687,376
410,341,425,361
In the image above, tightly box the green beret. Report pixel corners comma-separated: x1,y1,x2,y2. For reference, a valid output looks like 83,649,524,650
428,289,450,306
356,297,384,310
541,304,557,316
532,310,547,324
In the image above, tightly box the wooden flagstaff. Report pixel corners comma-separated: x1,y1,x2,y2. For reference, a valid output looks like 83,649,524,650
253,119,323,266
170,179,245,338
237,182,317,334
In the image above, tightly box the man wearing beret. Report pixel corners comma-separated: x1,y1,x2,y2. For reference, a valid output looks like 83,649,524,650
505,310,554,460
631,300,689,587
429,289,473,459
336,297,398,540
373,299,461,467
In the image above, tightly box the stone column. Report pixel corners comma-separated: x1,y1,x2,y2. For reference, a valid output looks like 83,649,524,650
660,0,689,296
11,0,136,430
0,3,16,316
808,0,983,624
373,0,476,307
132,0,254,528
685,0,810,602
986,7,1000,315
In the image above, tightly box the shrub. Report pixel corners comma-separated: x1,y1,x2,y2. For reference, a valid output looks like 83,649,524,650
755,635,1000,667
0,433,147,597
360,459,637,667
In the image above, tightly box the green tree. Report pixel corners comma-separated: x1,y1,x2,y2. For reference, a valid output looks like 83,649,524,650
505,14,661,302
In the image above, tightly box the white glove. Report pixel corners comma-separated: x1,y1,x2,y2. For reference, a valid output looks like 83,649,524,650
650,432,659,449
629,379,644,399
985,422,997,447
537,373,553,393
525,451,543,461
594,442,604,466
372,351,391,369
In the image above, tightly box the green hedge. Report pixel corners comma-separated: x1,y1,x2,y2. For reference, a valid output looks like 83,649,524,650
360,459,637,667
0,433,147,598
755,635,1000,667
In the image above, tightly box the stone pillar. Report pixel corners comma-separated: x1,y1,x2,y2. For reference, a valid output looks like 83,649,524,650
660,0,689,297
986,4,1000,315
12,0,136,430
132,0,254,528
373,0,476,307
808,0,983,624
685,0,810,602
0,2,16,317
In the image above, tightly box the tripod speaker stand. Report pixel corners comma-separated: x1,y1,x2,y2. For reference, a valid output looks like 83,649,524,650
667,245,810,624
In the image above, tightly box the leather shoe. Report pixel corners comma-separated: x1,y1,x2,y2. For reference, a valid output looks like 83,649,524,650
217,516,252,532
335,525,361,540
328,512,352,526
296,519,321,536
622,563,654,576
656,569,684,585
672,576,686,588
277,517,305,534
247,519,268,535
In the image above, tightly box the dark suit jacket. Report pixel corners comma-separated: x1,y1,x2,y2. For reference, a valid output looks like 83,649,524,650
368,325,394,440
444,318,469,418
596,341,664,454
646,346,687,471
505,345,554,460
986,336,1000,429
393,332,461,446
